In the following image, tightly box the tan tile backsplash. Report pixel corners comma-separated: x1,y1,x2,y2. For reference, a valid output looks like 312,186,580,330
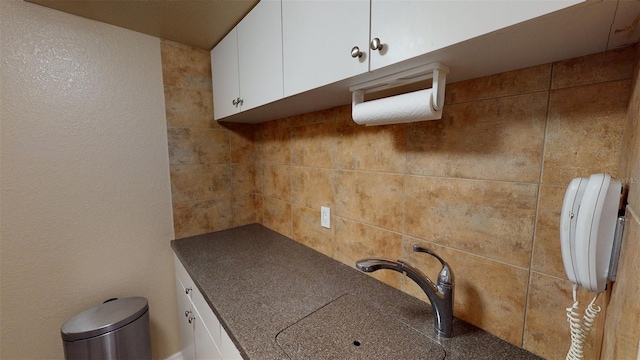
601,44,640,360
543,80,631,185
172,198,233,239
445,64,551,104
160,40,213,92
262,164,291,202
170,164,231,202
407,92,548,182
258,119,291,165
290,121,336,168
334,217,403,289
164,86,217,129
262,197,292,238
551,46,636,90
231,162,256,196
161,40,260,238
167,127,230,165
531,185,567,279
601,210,640,359
291,205,333,258
333,170,404,232
405,176,538,268
334,119,407,173
402,236,529,345
291,166,333,209
523,271,605,360
163,37,639,360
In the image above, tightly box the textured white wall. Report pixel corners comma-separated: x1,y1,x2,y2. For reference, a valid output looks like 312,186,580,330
0,1,178,358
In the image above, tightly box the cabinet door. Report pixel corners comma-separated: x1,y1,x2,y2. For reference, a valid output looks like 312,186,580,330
211,28,240,119
193,309,223,360
191,282,221,345
175,275,196,360
237,0,283,111
370,0,582,70
282,0,370,97
219,326,243,360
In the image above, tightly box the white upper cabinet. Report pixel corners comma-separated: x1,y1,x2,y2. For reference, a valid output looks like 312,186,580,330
212,0,633,123
211,29,240,120
211,0,283,120
238,0,283,111
281,0,581,94
282,0,370,97
369,0,582,70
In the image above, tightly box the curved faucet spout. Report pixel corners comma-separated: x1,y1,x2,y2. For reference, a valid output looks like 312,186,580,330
356,250,454,338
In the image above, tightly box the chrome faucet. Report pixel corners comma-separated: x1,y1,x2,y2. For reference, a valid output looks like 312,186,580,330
355,245,454,338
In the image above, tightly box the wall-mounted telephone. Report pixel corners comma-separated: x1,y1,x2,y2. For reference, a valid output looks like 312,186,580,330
559,173,624,360
560,173,621,293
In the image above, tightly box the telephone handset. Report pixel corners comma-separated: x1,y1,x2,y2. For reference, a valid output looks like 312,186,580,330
560,173,622,360
560,173,621,293
560,177,587,286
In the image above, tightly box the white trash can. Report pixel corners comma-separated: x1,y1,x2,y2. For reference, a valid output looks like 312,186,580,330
61,297,151,360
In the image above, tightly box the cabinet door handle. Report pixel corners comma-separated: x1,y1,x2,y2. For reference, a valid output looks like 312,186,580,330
370,38,383,51
185,287,192,295
232,98,244,107
185,310,192,318
351,46,363,58
188,315,196,324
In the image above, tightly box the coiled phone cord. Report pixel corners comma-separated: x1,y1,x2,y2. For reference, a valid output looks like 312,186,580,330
565,284,601,360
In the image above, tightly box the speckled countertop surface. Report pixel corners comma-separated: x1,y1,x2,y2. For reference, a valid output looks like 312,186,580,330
171,224,541,360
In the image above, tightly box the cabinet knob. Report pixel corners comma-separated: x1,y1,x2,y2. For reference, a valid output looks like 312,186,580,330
185,310,192,318
232,98,244,107
188,315,196,324
185,287,192,295
351,46,363,58
370,38,383,51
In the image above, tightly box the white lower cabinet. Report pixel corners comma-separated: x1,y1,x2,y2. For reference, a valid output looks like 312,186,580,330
174,255,242,360
175,274,197,360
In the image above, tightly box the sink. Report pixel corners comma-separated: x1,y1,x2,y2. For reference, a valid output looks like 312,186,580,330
275,294,446,359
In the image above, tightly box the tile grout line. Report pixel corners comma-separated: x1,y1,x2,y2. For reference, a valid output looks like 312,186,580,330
257,126,265,228
521,63,554,348
288,124,294,239
445,88,550,107
329,124,338,259
266,160,591,188
279,163,544,186
402,124,408,256
403,233,534,272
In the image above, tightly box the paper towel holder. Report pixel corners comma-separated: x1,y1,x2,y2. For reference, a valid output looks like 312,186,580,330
349,62,450,123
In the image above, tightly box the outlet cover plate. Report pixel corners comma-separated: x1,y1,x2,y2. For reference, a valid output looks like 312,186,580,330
321,206,330,228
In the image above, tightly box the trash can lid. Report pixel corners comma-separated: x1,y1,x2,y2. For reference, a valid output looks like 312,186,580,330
61,297,148,341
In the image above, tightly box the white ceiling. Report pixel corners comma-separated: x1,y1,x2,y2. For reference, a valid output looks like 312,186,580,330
25,0,259,50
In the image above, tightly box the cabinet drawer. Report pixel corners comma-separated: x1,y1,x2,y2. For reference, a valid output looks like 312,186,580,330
173,254,195,296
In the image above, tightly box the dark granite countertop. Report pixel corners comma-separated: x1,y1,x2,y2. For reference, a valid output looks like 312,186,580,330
171,224,541,360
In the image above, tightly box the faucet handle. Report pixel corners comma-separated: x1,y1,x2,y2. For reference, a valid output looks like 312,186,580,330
413,245,454,286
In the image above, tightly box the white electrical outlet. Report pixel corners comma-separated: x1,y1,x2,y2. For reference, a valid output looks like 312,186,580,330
321,206,330,228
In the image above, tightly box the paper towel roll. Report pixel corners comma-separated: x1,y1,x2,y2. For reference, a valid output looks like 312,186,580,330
352,88,442,126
